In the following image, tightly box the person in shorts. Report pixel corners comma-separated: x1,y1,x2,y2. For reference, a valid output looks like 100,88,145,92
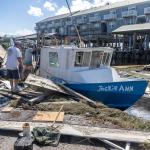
23,44,34,80
6,41,23,92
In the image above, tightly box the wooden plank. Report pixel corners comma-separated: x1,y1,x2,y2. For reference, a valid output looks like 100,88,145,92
0,121,149,143
59,84,97,108
25,74,67,95
28,93,49,105
1,107,13,113
32,111,64,122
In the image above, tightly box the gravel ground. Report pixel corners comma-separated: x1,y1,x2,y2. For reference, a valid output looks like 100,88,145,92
0,130,142,150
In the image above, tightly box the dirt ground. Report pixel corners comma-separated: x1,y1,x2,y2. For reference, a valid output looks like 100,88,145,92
1,68,150,149
0,130,144,150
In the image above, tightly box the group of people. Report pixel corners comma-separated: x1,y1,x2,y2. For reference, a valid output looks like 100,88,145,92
6,41,35,92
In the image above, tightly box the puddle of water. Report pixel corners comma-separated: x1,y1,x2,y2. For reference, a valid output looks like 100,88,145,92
125,106,150,121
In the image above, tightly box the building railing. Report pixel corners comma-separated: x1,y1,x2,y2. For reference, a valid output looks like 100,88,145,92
89,17,99,22
122,10,137,18
40,25,47,29
76,19,85,24
66,21,72,25
34,26,38,30
144,7,150,15
104,14,117,20
47,24,54,28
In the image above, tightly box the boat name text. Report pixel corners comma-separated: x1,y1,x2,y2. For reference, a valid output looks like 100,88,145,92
97,85,134,92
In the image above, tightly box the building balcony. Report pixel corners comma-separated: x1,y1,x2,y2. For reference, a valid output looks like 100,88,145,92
76,19,84,24
40,25,46,29
66,21,72,25
104,14,117,21
122,10,137,18
54,23,62,27
47,24,54,28
89,17,98,22
34,26,38,31
144,7,150,15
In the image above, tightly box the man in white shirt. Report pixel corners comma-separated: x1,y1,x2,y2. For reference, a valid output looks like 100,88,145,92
6,41,23,92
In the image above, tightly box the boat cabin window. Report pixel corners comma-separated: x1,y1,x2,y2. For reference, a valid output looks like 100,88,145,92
49,52,59,67
74,51,112,68
102,52,111,66
75,52,91,67
90,51,103,68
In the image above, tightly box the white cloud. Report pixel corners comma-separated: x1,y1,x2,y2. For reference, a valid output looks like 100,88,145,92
54,0,124,15
0,29,34,36
27,6,43,17
43,1,57,11
93,0,106,6
55,6,69,15
71,0,92,12
15,29,34,36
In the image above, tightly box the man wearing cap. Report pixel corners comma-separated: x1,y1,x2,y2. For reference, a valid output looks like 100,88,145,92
6,41,23,92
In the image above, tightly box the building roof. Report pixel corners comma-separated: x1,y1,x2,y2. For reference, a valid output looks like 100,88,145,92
15,34,37,40
112,23,150,34
37,0,150,24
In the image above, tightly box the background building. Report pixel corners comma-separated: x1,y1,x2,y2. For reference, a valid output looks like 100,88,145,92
35,0,150,47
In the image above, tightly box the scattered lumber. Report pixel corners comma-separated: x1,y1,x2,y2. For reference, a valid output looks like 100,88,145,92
28,93,49,105
0,90,20,99
25,74,67,95
59,84,97,108
1,107,13,113
25,74,98,108
0,121,150,144
33,111,64,122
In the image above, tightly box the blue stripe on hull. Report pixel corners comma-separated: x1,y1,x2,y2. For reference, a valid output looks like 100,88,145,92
66,80,148,109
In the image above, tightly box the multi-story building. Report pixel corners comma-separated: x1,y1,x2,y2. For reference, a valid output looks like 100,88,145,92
35,0,150,46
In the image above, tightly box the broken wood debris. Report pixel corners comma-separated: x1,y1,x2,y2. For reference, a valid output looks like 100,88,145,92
25,74,67,95
0,121,149,144
33,111,64,122
28,93,49,105
1,106,13,113
59,84,98,108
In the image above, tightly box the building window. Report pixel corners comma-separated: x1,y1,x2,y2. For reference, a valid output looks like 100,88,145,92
89,13,94,17
146,15,150,22
128,6,136,11
94,23,100,28
71,26,75,31
81,25,87,30
110,10,116,14
49,52,59,67
109,21,116,29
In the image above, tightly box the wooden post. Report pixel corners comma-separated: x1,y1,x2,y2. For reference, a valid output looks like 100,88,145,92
115,34,118,50
133,33,136,50
125,142,131,150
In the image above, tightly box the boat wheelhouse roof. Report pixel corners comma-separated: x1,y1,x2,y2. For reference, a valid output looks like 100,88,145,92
43,45,114,53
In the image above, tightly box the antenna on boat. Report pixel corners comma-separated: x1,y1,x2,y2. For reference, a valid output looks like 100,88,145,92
65,0,84,48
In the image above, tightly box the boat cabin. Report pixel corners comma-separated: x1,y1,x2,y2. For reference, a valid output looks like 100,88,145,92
40,46,118,83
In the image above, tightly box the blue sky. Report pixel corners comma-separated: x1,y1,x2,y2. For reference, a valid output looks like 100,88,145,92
0,0,122,36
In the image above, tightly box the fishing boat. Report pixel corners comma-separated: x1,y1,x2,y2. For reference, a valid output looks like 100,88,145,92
39,45,148,109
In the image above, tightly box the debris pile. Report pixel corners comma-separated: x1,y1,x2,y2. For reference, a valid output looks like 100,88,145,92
0,74,150,132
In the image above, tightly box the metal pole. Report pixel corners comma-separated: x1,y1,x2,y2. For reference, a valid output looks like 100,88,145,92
65,0,83,47
99,139,126,150
125,142,131,150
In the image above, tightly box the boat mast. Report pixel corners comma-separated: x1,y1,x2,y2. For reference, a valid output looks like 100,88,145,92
65,0,84,47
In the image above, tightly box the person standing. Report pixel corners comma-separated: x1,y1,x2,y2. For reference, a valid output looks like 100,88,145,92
6,41,23,92
23,44,33,80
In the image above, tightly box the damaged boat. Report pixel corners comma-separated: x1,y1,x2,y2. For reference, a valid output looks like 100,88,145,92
40,45,148,109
